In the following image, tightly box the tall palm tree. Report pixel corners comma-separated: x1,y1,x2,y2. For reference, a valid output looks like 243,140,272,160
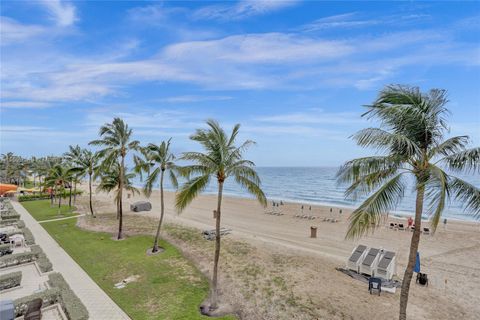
90,118,139,239
337,85,480,320
64,145,82,207
134,139,179,253
45,164,72,214
70,149,100,217
175,120,267,310
96,162,139,222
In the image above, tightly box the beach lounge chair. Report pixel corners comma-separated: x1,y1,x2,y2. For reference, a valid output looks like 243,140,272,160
376,251,396,280
24,298,42,320
368,277,382,295
398,224,405,231
360,248,381,276
423,227,430,235
347,245,368,273
389,223,395,229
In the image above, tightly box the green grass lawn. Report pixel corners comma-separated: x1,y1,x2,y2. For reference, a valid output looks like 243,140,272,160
23,202,235,320
21,199,78,221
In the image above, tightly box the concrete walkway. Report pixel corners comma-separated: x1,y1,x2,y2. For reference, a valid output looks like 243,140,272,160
38,214,85,223
12,201,131,320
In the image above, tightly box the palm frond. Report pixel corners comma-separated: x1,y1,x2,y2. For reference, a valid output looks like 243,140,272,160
346,173,406,239
448,176,480,218
441,147,480,173
425,165,450,232
175,175,210,212
234,175,267,207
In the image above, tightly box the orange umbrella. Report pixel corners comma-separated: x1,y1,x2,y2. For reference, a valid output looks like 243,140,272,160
0,184,17,195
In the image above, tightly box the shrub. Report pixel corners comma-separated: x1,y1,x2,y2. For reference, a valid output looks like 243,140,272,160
18,191,83,202
0,245,52,272
0,270,22,290
14,288,60,317
0,219,21,226
0,243,12,256
22,227,35,245
48,273,89,320
31,245,53,272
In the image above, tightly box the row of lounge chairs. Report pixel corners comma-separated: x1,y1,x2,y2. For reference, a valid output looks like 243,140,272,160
264,210,284,216
389,223,430,235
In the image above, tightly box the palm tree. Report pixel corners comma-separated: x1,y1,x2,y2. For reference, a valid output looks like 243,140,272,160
96,162,139,222
175,119,267,310
134,139,179,253
337,85,480,320
90,118,139,239
70,149,100,217
45,164,72,214
64,145,82,206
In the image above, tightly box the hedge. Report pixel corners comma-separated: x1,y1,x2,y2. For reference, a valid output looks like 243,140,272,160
0,244,52,272
18,191,83,202
48,273,89,320
0,270,22,290
0,219,20,226
22,227,35,245
0,243,13,256
14,288,60,317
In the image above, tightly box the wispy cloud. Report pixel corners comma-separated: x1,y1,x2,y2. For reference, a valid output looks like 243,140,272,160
301,12,430,32
0,101,52,109
38,0,77,26
0,17,45,45
193,0,298,21
156,95,233,103
256,109,365,125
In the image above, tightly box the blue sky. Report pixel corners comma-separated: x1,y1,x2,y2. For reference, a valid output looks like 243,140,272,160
1,0,479,166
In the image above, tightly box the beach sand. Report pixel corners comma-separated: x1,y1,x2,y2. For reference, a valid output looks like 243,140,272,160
75,185,480,319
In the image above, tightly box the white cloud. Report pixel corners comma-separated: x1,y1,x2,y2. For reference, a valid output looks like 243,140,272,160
256,109,365,125
0,101,52,109
193,0,298,21
0,17,45,45
39,0,77,26
157,95,233,103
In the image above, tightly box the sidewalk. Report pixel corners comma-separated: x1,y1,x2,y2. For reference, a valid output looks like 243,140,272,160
12,201,131,320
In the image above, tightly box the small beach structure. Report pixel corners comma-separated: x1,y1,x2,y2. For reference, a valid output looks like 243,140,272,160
347,245,368,273
360,248,381,276
376,251,396,280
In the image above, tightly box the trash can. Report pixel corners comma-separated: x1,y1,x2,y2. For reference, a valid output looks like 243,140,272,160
310,226,317,238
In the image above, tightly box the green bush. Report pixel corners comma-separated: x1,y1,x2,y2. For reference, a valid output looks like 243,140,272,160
22,227,35,245
0,218,20,226
48,273,89,320
14,288,60,317
18,191,83,202
0,245,52,272
0,270,22,290
0,243,12,256
31,245,53,272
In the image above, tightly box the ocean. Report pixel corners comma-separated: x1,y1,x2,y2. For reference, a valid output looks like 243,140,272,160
134,167,480,222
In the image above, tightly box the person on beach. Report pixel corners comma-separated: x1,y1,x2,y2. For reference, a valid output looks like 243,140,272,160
443,218,448,230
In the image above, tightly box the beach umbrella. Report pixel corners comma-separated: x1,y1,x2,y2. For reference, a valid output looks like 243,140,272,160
414,252,421,273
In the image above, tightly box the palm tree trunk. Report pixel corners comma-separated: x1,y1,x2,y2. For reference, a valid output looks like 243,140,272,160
89,173,95,217
73,179,77,205
399,185,425,320
117,156,125,240
69,181,72,207
152,169,165,253
211,180,224,310
58,188,62,215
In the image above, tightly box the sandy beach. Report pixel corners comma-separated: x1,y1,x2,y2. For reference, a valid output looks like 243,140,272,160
76,185,480,319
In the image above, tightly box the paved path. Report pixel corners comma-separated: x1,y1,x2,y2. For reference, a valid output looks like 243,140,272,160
38,214,85,223
12,201,131,320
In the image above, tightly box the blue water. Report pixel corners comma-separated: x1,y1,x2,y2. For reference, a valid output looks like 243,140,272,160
134,167,480,222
